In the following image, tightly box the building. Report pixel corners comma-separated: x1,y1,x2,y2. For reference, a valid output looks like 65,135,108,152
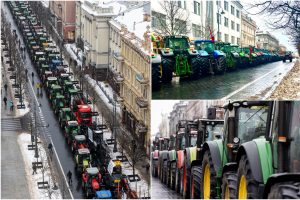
168,101,188,137
158,113,170,138
256,31,279,51
151,0,242,45
75,1,127,80
241,13,257,47
49,1,76,42
118,2,151,154
185,100,225,120
279,44,287,54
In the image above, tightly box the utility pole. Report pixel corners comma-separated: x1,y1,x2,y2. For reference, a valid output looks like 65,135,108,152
113,93,117,152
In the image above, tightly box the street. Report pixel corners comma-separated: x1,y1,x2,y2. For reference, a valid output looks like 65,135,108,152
151,177,181,199
152,60,295,99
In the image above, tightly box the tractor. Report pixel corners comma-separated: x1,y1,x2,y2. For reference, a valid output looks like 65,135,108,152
82,167,103,198
283,51,293,62
215,42,239,71
94,190,112,199
58,107,75,128
151,136,170,178
151,33,162,90
75,148,91,175
64,120,80,144
45,77,58,94
194,40,226,74
48,84,63,102
71,134,88,154
242,47,258,67
189,101,272,199
157,35,206,82
230,45,250,68
52,94,65,115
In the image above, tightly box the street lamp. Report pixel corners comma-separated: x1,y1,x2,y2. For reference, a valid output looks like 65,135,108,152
217,6,225,41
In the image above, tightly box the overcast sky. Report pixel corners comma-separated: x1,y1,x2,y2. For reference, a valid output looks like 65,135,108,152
241,0,297,52
151,100,179,135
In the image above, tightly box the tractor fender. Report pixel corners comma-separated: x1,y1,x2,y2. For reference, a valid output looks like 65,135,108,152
222,162,238,176
168,149,177,162
202,140,224,174
159,150,169,161
152,150,159,159
213,50,225,58
187,49,198,56
236,141,264,183
151,54,161,64
197,50,209,57
231,52,240,58
177,150,185,169
263,173,300,198
161,50,174,57
184,147,197,170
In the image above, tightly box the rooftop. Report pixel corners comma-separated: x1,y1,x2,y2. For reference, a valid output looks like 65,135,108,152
81,0,127,17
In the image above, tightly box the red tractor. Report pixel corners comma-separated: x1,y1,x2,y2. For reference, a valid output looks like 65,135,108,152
71,134,88,154
82,167,103,198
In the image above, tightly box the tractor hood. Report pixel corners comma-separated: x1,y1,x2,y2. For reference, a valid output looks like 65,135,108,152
231,51,240,58
96,190,112,199
197,50,209,57
213,50,225,58
92,178,100,190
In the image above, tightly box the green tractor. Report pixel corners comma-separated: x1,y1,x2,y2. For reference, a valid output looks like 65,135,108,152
215,42,239,71
48,84,63,102
52,94,65,115
151,52,162,90
75,148,91,175
64,120,80,144
222,101,300,199
231,45,250,68
190,101,272,199
159,35,206,82
45,77,58,94
242,47,258,67
58,107,76,128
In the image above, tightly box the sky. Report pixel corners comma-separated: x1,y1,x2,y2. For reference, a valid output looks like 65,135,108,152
241,0,297,52
151,100,179,136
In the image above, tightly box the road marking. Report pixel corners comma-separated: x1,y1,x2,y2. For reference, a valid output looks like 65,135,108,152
221,64,291,100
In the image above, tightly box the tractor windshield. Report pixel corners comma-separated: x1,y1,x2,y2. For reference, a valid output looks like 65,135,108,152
190,135,197,147
290,102,300,172
165,38,189,49
237,106,269,143
195,41,214,53
206,124,224,141
80,112,92,118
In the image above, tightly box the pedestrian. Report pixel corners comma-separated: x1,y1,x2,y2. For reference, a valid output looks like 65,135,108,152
3,96,7,109
25,68,28,77
48,143,53,155
9,100,14,112
32,164,37,175
36,82,40,96
67,170,72,186
4,83,7,94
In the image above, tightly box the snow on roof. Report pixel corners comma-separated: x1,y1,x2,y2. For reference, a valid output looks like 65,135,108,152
82,0,127,17
114,2,150,40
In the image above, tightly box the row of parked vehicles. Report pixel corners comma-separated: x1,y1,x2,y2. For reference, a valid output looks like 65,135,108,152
151,101,300,199
7,1,137,199
151,34,294,90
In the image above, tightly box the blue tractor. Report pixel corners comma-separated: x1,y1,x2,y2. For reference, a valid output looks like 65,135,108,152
194,40,226,74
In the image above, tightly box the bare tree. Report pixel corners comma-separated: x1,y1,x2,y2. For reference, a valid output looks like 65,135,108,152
128,140,146,176
152,1,190,35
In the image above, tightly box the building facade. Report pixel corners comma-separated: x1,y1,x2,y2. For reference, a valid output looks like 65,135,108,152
49,1,76,42
256,31,279,51
151,0,242,45
158,113,170,138
241,13,257,47
185,100,225,120
168,101,188,136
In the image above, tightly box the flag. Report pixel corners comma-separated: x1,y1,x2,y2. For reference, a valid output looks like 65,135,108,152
209,27,215,43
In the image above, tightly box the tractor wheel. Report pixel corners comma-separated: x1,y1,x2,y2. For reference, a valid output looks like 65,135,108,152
182,166,191,198
152,161,158,177
190,56,201,79
201,150,217,199
170,161,176,190
283,58,286,63
175,168,182,193
237,155,260,199
152,63,161,90
290,58,292,62
221,171,238,199
213,56,226,74
161,57,173,83
190,166,202,199
162,160,168,184
268,181,300,199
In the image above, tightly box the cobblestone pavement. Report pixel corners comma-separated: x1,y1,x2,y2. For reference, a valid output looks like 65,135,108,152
151,177,181,199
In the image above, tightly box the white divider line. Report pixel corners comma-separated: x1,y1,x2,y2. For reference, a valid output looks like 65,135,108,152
49,136,74,199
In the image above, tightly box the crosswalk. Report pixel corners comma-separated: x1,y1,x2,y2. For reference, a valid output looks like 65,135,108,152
1,118,22,131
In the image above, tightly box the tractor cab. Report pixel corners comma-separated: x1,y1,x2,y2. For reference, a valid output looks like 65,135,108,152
46,77,58,89
75,148,91,174
65,120,80,140
49,84,62,100
82,167,102,198
52,94,65,114
42,70,52,83
58,107,75,128
58,73,71,85
176,120,199,150
163,35,190,53
72,135,88,153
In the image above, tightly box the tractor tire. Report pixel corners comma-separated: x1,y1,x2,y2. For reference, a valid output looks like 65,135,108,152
201,150,218,199
237,155,261,199
162,160,168,184
152,161,158,177
170,161,176,190
221,171,238,199
190,166,202,199
213,56,226,74
268,181,300,199
190,56,201,79
283,58,286,63
161,57,173,83
290,58,292,62
182,166,191,198
152,63,161,90
175,168,182,193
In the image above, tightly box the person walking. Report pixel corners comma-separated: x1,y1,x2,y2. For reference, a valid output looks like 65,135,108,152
67,170,72,186
36,82,40,96
9,100,14,112
4,83,7,94
3,96,7,109
48,143,53,155
32,164,37,175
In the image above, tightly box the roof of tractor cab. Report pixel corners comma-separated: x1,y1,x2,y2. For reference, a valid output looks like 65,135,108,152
78,105,91,111
62,107,71,111
75,135,86,141
51,85,61,89
164,35,189,39
47,77,57,81
78,148,90,155
194,39,214,43
223,100,271,109
67,120,78,126
86,167,99,175
60,73,69,78
55,95,65,99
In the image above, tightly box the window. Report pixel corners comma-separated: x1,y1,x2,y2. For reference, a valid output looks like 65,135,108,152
194,1,201,15
151,11,166,30
224,17,228,27
217,13,221,24
225,34,229,42
224,1,228,11
236,10,240,18
231,36,235,44
218,32,222,40
178,0,186,9
237,37,240,45
231,5,234,15
231,20,235,30
216,0,220,6
237,24,240,32
192,24,202,37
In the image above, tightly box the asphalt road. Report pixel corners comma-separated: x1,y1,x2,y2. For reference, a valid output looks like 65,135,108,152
3,3,84,198
151,177,181,199
152,60,295,99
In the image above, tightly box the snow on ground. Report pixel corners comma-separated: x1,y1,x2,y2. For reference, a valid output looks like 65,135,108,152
18,133,62,199
64,43,82,67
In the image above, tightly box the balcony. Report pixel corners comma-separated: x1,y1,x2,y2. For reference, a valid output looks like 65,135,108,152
113,73,124,84
135,97,148,108
135,73,148,85
136,121,148,134
113,53,124,62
